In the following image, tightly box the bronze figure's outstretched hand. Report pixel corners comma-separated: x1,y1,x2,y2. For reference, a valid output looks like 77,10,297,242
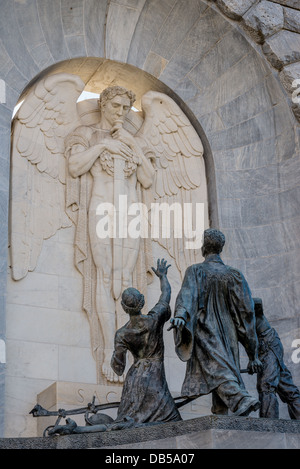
168,317,186,331
151,258,171,278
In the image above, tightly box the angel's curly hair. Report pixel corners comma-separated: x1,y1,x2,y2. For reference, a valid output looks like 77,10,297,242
98,86,136,108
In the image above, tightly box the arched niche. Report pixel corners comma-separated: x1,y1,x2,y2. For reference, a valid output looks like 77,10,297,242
6,57,215,436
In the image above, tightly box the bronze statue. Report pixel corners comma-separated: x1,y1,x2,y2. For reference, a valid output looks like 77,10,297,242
170,228,262,417
254,298,300,419
40,259,181,436
111,258,181,425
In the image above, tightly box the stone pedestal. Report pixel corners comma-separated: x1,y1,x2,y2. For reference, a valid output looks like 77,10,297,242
36,381,122,437
0,416,299,449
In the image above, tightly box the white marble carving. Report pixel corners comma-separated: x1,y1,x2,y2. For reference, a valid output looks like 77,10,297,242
10,73,208,383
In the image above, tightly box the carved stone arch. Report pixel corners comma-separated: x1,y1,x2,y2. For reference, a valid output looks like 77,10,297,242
6,55,214,433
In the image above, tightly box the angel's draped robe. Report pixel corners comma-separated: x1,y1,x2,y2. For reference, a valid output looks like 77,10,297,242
174,253,259,409
111,300,181,424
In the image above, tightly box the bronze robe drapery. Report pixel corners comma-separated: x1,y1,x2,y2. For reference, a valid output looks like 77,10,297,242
174,254,258,397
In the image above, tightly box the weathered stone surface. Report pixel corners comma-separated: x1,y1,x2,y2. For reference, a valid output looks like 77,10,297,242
83,0,107,57
187,28,251,91
61,0,84,37
143,51,168,77
243,1,284,43
106,0,147,62
216,0,257,20
36,0,70,63
158,6,230,88
217,80,280,128
150,0,208,62
284,6,300,33
263,30,300,69
127,0,176,68
0,1,39,80
279,62,300,93
271,0,300,10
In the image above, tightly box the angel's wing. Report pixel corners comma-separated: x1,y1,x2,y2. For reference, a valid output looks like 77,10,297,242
138,91,209,278
10,73,85,280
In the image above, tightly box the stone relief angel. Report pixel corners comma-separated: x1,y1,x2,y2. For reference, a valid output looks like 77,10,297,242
10,72,208,384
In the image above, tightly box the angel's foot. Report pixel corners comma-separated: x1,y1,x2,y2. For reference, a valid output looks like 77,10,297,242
102,351,124,383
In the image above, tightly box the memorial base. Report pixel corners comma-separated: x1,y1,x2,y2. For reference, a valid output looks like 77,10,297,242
0,415,299,449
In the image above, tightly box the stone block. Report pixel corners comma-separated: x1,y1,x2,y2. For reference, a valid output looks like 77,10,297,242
213,137,277,171
252,281,300,323
245,248,300,291
173,77,199,103
216,164,279,199
150,0,209,62
243,1,284,44
83,0,107,57
209,107,276,152
35,381,122,436
189,49,268,120
37,0,70,62
58,346,97,383
279,62,300,120
14,0,46,51
61,0,84,36
143,52,168,78
218,197,242,228
197,111,225,135
106,1,146,62
279,62,300,95
127,0,176,68
187,28,251,92
216,0,257,20
263,30,300,69
6,271,59,310
275,128,296,161
6,339,59,381
284,6,300,33
65,35,87,58
0,0,39,80
218,80,279,128
279,156,300,190
28,43,54,70
0,42,13,80
2,66,28,96
271,0,300,10
240,191,280,227
5,303,91,349
159,7,231,89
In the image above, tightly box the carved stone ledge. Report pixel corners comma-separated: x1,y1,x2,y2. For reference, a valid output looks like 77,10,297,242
0,415,299,449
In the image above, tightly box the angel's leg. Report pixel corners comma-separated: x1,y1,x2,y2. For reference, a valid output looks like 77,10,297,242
95,266,120,383
89,207,121,383
117,233,140,330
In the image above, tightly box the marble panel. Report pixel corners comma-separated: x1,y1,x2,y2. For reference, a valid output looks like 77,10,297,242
37,0,70,62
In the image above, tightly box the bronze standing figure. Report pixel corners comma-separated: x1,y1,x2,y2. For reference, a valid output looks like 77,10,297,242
171,228,262,417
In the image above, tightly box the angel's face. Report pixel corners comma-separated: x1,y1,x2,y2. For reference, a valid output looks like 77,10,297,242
100,94,131,128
